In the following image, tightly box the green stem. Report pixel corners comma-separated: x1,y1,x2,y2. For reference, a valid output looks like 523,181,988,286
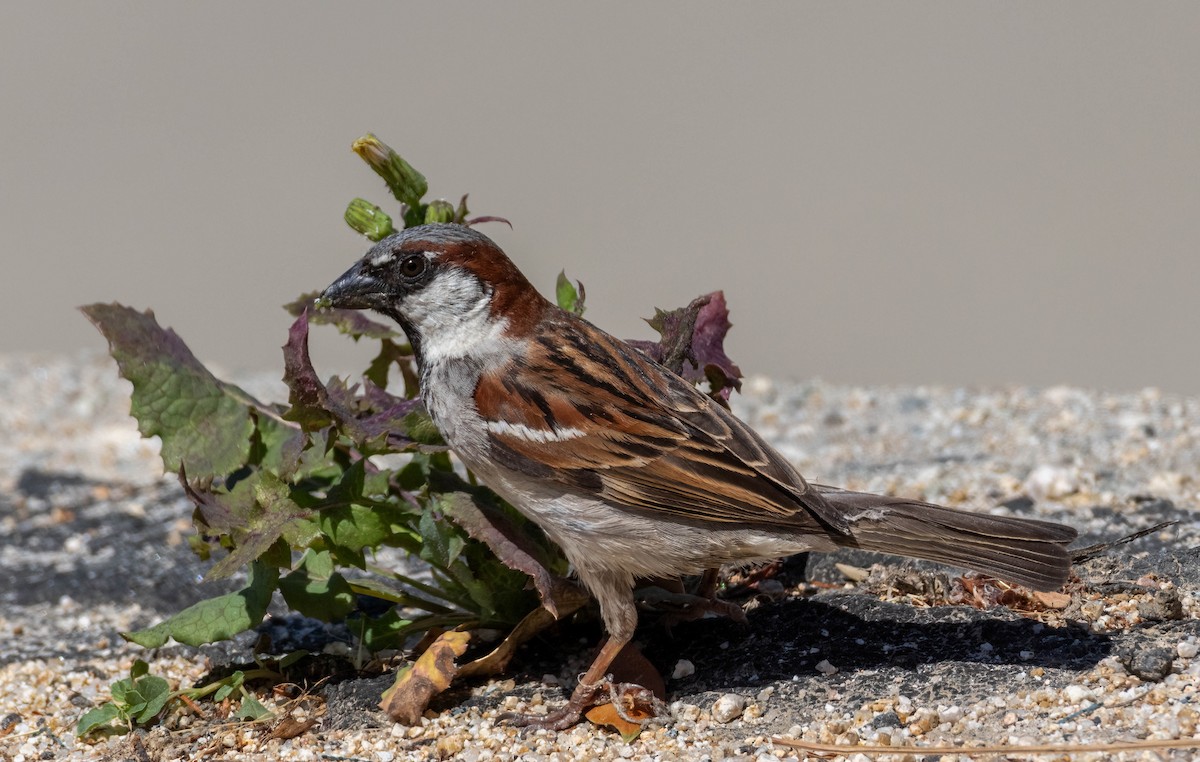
346,579,454,615
176,668,279,700
363,562,467,610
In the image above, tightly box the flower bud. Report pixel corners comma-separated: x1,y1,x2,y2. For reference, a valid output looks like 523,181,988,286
351,133,428,208
424,199,456,224
344,198,395,241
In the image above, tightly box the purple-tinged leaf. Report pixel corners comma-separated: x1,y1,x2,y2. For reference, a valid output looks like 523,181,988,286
465,215,513,229
285,292,400,340
282,312,334,429
283,312,424,448
181,468,313,580
81,303,289,478
690,291,743,400
324,376,425,449
623,338,664,364
625,291,743,402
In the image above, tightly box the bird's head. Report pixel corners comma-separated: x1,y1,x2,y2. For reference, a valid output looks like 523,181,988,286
320,224,548,364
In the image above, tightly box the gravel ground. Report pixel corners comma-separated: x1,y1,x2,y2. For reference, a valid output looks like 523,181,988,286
2,351,1199,761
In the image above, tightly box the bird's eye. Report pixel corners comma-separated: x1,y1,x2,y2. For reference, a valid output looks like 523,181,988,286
399,254,427,279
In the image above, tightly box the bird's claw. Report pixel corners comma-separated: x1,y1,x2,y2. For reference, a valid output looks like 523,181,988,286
500,677,608,730
502,677,664,731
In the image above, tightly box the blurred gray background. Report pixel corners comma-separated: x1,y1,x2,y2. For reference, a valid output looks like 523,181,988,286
4,3,1198,395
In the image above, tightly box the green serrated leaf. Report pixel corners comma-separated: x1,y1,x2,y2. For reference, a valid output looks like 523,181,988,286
130,675,172,723
319,501,410,569
281,517,322,549
123,563,278,648
418,507,498,618
76,703,124,737
81,303,264,478
203,471,312,580
364,338,411,390
109,677,132,704
396,459,430,492
279,549,356,621
317,460,413,567
453,194,470,224
254,413,308,479
401,410,444,445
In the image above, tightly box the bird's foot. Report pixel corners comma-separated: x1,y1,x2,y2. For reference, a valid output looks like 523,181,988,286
502,679,664,731
501,677,609,730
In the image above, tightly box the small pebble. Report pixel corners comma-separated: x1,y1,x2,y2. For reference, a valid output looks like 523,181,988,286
1064,685,1093,703
1125,648,1175,682
1138,591,1184,622
672,659,696,679
712,693,747,723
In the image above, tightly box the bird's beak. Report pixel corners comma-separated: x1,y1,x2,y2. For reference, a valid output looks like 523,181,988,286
318,260,383,310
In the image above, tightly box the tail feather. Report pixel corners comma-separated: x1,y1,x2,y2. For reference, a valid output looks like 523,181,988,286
817,487,1077,591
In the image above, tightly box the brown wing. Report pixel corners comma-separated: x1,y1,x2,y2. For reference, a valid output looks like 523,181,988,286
474,313,850,534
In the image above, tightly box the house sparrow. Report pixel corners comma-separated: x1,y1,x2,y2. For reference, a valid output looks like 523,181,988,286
320,223,1077,729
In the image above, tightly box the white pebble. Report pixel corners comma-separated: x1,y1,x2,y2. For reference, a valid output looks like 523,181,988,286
815,659,838,676
1178,641,1199,659
1064,685,1093,703
672,659,696,679
939,705,964,723
712,693,746,723
1024,465,1080,499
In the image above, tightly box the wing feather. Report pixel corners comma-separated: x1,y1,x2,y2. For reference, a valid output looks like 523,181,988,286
475,313,848,533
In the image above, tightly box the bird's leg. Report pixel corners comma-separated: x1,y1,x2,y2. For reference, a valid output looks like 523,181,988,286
503,636,628,730
505,569,647,731
696,567,721,599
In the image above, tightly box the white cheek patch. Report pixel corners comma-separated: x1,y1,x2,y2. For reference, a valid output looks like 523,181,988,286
486,420,587,443
403,267,513,363
369,250,396,267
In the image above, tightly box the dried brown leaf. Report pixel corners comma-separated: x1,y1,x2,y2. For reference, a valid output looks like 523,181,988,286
584,682,660,742
458,579,589,679
379,630,470,724
267,716,317,741
606,642,665,700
